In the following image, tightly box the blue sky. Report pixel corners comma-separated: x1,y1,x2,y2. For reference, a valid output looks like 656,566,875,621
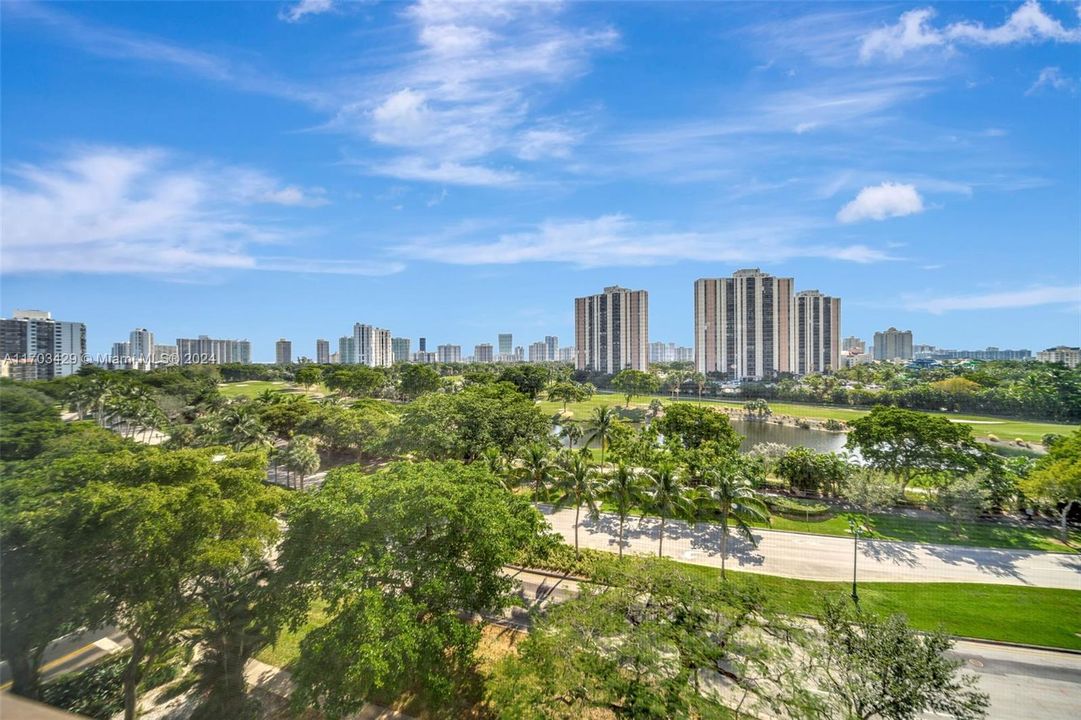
2,0,1079,361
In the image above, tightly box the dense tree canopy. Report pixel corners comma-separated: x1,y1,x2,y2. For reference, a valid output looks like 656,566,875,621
653,403,741,453
277,461,545,716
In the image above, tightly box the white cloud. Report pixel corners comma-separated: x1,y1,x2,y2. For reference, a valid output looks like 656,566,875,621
396,214,896,268
0,146,392,277
279,0,335,24
837,182,925,223
861,1,1081,61
905,285,1081,314
1027,66,1077,94
325,0,618,184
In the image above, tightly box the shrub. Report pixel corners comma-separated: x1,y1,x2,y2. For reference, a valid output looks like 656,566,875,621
824,419,845,432
766,496,830,516
42,655,127,719
986,434,999,442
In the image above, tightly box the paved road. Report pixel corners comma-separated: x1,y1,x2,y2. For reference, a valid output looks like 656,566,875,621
538,505,1081,589
0,626,128,689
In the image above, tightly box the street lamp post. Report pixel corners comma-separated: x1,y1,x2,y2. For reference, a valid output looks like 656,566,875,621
849,517,861,604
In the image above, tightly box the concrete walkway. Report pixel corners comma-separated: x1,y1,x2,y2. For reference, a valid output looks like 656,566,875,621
244,659,412,719
539,505,1081,589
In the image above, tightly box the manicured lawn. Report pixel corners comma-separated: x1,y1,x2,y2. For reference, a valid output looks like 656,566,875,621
678,563,1081,650
218,380,324,400
537,393,1077,443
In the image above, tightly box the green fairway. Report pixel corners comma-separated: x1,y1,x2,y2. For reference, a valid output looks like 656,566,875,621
256,602,328,668
218,380,323,399
537,393,1077,443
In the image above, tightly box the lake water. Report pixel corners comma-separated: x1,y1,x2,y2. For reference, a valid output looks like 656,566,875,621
556,419,849,454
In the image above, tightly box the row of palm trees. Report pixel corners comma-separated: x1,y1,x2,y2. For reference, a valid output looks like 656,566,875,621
508,444,770,577
67,377,167,442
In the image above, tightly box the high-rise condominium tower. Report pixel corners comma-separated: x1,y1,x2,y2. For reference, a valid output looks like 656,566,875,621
0,310,86,380
544,335,559,362
497,333,513,356
316,339,331,364
791,291,841,374
340,324,392,367
574,285,649,372
129,328,155,363
694,269,794,380
275,339,292,365
873,328,913,361
391,337,411,363
175,336,251,365
474,343,494,363
437,344,461,364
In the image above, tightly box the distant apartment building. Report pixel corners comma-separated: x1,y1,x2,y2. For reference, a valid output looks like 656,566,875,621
918,346,1032,362
873,327,914,361
675,346,694,362
418,337,427,352
129,328,155,363
175,336,251,365
513,346,525,362
111,342,132,367
316,339,331,364
437,344,462,364
649,341,670,364
154,345,179,366
528,341,547,363
498,333,513,356
412,351,437,364
0,310,86,380
391,337,411,364
275,339,292,365
842,336,865,354
1036,346,1080,368
575,285,649,373
474,343,494,363
694,270,795,380
340,324,392,367
791,291,841,374
544,336,558,362
558,346,576,363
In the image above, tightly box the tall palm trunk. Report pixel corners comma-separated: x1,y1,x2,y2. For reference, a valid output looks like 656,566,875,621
574,503,581,558
618,515,626,559
720,512,729,579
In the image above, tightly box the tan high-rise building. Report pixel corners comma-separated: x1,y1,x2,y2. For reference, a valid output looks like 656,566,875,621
873,327,913,361
791,291,841,374
694,269,794,380
574,285,649,373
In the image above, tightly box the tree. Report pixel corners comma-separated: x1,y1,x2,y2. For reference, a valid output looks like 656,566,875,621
276,462,543,716
842,468,898,515
559,421,583,450
553,451,601,558
611,369,659,406
397,363,443,400
396,382,549,462
299,401,397,461
1021,428,1081,541
807,598,989,720
644,463,694,557
283,434,320,490
743,398,772,419
699,460,769,578
584,405,617,463
499,365,550,399
324,366,387,398
517,443,558,499
487,558,785,719
37,449,278,720
546,380,588,412
776,447,848,496
294,365,323,389
846,406,986,497
652,402,741,453
604,462,640,559
646,398,664,426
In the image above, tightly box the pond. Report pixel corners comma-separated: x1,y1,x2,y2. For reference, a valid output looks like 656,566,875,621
555,419,849,454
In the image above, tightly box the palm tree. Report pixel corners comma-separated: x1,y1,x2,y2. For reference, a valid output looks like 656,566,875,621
605,462,640,559
284,435,320,491
517,443,557,500
217,407,271,451
553,451,602,558
644,462,694,558
699,461,770,578
560,422,583,450
480,447,512,490
690,372,707,403
646,399,664,427
584,405,617,463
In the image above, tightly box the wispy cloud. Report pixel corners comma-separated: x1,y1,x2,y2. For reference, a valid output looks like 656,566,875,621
279,0,335,24
1027,66,1077,94
837,182,925,223
0,146,395,277
395,214,896,268
905,285,1081,314
861,1,1081,62
327,0,618,185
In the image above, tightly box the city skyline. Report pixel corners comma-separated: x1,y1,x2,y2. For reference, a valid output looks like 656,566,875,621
2,1,1079,359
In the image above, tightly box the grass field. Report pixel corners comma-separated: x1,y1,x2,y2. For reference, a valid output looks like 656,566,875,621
218,380,325,400
681,563,1081,650
538,393,1077,443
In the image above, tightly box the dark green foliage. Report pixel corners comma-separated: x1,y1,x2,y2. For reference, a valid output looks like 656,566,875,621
498,364,551,399
652,402,741,453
